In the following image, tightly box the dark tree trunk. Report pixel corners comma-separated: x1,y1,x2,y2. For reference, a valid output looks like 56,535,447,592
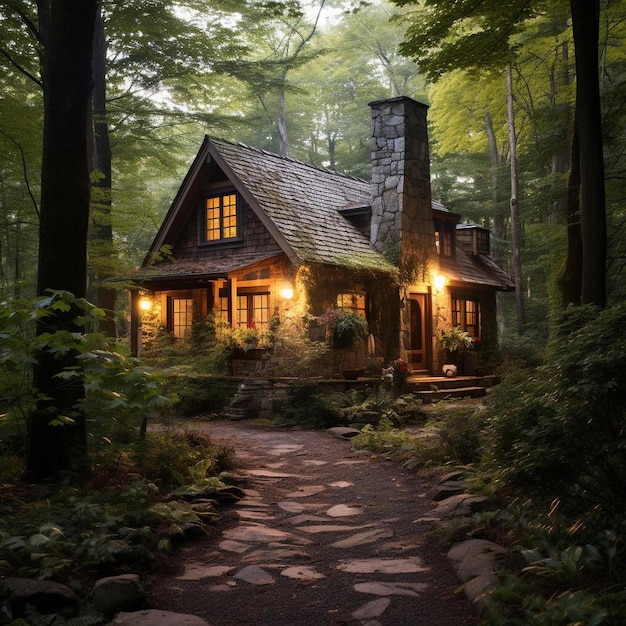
570,0,606,306
90,6,117,336
27,0,98,481
561,111,583,306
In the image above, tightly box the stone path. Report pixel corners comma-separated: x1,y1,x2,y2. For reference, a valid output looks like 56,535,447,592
147,420,481,626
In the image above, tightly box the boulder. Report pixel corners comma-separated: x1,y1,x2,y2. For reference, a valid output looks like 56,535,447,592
0,577,77,618
92,574,147,615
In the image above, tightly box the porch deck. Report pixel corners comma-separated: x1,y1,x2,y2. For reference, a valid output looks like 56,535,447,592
404,373,500,402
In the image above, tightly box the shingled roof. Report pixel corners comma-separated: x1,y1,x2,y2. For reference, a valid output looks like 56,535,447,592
147,137,396,275
212,138,397,272
142,136,512,291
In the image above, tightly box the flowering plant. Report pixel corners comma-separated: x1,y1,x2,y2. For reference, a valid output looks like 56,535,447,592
382,358,409,382
317,308,369,349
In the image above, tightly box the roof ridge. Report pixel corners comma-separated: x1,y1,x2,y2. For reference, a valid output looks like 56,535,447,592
209,136,368,185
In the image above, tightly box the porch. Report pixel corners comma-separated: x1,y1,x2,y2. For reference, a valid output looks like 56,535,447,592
222,372,500,420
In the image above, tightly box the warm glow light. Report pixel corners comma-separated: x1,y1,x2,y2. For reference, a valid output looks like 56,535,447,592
139,297,152,311
279,287,294,300
434,274,446,293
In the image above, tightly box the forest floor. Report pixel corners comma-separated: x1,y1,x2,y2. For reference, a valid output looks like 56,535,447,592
146,418,481,626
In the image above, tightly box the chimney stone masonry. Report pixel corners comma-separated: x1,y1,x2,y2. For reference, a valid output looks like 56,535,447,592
369,96,436,284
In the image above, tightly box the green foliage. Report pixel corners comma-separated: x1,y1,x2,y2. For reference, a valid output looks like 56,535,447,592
352,414,415,454
317,308,369,349
0,428,236,582
439,326,475,352
275,383,343,429
484,304,626,517
0,293,173,462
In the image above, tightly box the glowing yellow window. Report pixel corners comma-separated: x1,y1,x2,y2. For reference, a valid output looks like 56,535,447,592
205,193,238,242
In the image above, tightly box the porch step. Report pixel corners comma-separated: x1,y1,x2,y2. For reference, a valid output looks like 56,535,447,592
411,386,487,403
404,374,499,403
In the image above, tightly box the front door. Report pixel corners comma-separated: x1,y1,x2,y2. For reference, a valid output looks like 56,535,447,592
407,293,431,372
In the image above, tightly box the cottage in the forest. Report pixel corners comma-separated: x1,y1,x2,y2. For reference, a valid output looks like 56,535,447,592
129,96,513,377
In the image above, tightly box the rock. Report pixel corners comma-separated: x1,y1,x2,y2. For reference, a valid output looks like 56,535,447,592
434,493,490,517
447,539,509,612
327,426,361,439
112,609,211,625
428,480,468,501
92,574,147,615
0,577,77,618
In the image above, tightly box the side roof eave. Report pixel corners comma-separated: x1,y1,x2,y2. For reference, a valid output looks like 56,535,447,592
144,136,302,268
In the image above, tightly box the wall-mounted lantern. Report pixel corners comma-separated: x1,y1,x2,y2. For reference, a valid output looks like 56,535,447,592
434,274,446,294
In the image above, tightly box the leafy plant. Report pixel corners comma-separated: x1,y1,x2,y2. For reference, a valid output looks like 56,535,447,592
439,326,475,352
317,308,369,349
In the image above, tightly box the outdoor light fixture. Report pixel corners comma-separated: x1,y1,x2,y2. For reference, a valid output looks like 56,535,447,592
279,286,294,299
434,274,446,293
139,297,152,311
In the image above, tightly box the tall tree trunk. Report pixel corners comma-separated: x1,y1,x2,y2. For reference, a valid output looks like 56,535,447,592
90,6,117,336
561,111,583,306
485,111,507,345
570,0,606,306
484,111,507,262
506,64,525,335
28,0,98,481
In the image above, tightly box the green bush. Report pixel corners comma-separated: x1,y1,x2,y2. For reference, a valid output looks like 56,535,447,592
484,303,626,518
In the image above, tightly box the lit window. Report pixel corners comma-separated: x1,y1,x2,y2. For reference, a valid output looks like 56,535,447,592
433,219,454,256
451,297,480,337
171,297,194,338
336,292,366,316
235,293,269,330
205,193,238,242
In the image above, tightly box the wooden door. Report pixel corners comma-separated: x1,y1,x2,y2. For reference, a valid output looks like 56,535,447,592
407,293,431,372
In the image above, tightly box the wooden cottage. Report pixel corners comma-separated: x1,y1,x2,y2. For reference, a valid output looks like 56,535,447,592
129,96,513,376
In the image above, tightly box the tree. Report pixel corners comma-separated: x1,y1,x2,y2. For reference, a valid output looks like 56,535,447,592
392,0,608,308
569,0,606,307
27,0,98,480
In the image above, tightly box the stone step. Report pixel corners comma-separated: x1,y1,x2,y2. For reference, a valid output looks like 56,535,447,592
412,386,487,403
406,375,499,392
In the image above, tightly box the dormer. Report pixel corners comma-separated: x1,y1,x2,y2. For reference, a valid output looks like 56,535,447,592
456,223,491,256
432,200,461,259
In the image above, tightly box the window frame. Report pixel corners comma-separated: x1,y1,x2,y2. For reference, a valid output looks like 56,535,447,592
199,188,241,246
168,295,195,338
451,295,481,338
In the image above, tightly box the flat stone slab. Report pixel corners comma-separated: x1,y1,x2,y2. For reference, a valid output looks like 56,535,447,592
352,597,391,620
218,540,251,554
285,485,326,497
233,565,275,585
177,564,234,580
328,480,353,488
338,558,428,574
223,525,293,543
267,444,304,455
113,610,211,625
298,524,370,534
353,582,429,597
277,501,306,513
331,528,394,549
280,566,325,580
246,469,298,478
326,504,363,517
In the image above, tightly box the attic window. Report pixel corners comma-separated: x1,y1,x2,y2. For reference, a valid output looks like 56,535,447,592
203,192,239,243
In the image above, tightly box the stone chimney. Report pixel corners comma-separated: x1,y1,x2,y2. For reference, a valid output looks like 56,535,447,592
369,97,436,283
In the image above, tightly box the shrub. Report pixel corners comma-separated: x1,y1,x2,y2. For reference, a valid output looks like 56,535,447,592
483,303,626,519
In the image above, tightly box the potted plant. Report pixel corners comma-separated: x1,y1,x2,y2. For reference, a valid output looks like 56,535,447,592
318,308,369,350
439,326,474,376
318,308,369,378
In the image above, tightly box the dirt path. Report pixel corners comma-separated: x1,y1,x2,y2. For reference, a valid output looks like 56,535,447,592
147,419,481,626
